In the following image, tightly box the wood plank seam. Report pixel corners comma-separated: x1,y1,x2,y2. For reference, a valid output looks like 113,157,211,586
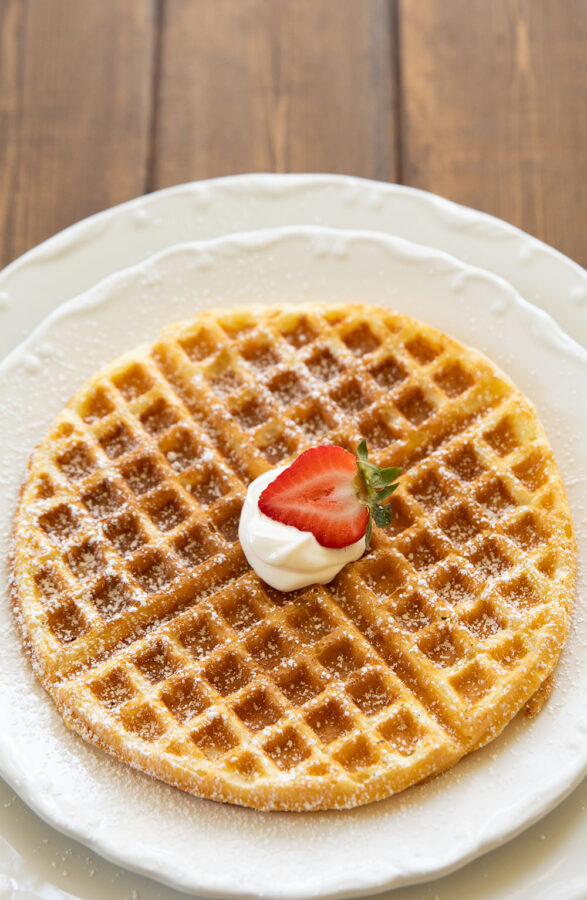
389,0,404,185
145,0,166,195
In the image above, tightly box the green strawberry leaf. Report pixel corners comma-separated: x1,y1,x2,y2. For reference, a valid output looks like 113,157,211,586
353,440,402,548
372,504,393,528
377,482,401,501
378,466,403,484
357,439,369,462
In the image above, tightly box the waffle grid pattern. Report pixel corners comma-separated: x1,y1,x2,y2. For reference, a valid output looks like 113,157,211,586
12,304,575,810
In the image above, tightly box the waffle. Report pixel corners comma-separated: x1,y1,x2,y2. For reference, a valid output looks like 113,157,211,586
10,303,576,811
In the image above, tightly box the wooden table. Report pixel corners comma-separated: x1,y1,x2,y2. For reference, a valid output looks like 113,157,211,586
1,0,586,270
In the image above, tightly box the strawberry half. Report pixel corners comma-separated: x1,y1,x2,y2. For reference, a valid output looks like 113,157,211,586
258,441,401,550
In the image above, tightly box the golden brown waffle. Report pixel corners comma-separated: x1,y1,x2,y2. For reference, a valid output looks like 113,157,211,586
10,303,576,811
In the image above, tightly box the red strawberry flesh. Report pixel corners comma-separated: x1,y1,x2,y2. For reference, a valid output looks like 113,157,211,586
258,446,369,549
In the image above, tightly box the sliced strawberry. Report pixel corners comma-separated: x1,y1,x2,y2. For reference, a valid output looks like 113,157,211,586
258,442,402,550
258,446,369,548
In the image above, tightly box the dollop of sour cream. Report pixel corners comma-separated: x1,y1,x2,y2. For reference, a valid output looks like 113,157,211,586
238,466,366,591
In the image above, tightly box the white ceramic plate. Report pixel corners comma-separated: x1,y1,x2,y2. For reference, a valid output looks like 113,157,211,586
1,175,586,361
0,227,585,899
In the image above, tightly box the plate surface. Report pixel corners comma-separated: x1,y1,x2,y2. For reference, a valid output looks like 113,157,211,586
0,226,585,899
1,175,586,361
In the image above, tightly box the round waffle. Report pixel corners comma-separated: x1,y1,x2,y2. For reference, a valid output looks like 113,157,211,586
10,303,576,811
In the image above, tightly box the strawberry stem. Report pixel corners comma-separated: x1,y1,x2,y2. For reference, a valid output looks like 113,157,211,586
354,440,402,550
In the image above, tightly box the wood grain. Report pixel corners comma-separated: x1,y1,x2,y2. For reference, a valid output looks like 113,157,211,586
399,0,587,265
0,0,585,270
150,0,397,187
0,0,157,268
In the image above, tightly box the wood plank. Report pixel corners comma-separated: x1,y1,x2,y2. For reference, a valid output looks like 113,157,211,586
0,0,157,268
151,0,397,187
399,0,587,266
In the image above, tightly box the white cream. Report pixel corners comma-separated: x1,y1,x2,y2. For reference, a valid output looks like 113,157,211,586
238,466,366,591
